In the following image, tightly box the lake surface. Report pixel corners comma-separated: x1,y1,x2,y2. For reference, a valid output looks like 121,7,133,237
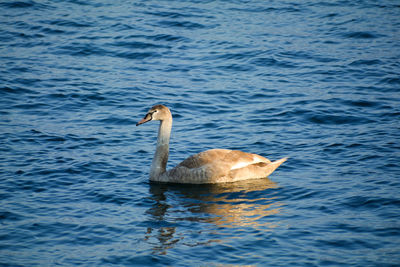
1,0,399,266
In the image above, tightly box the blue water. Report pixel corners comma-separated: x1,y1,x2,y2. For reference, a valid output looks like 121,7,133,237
1,0,400,266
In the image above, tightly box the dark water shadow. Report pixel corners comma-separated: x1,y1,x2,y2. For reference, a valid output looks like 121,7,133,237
145,178,283,255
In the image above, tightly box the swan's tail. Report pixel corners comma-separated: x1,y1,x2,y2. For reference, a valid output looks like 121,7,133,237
264,157,288,177
272,157,288,167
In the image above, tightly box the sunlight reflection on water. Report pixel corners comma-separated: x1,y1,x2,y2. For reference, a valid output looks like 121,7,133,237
145,178,283,254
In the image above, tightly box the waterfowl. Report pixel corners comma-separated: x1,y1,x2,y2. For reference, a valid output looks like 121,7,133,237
136,104,287,184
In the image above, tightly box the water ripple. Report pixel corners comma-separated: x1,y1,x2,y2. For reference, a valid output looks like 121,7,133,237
1,0,399,266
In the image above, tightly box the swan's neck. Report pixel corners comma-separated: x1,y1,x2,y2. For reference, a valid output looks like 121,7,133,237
150,118,172,180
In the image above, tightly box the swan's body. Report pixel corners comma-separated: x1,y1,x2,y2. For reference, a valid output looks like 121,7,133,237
137,105,286,184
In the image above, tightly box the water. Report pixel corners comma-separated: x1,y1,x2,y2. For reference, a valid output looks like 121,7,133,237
1,0,399,266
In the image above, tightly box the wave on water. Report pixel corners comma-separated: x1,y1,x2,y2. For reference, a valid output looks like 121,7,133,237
0,0,399,266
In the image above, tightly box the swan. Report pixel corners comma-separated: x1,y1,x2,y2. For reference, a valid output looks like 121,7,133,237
136,104,287,184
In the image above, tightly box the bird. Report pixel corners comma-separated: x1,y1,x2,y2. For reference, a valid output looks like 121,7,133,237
136,104,287,184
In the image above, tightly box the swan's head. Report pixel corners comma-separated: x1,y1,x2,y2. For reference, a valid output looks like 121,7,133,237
136,104,171,126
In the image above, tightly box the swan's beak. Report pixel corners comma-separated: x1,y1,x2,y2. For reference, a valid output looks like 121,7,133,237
136,113,152,126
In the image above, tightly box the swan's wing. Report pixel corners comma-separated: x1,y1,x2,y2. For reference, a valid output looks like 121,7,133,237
228,157,287,182
177,149,229,169
165,149,273,183
177,149,269,169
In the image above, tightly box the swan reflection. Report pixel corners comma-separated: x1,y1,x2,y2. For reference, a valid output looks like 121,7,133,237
145,178,283,254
